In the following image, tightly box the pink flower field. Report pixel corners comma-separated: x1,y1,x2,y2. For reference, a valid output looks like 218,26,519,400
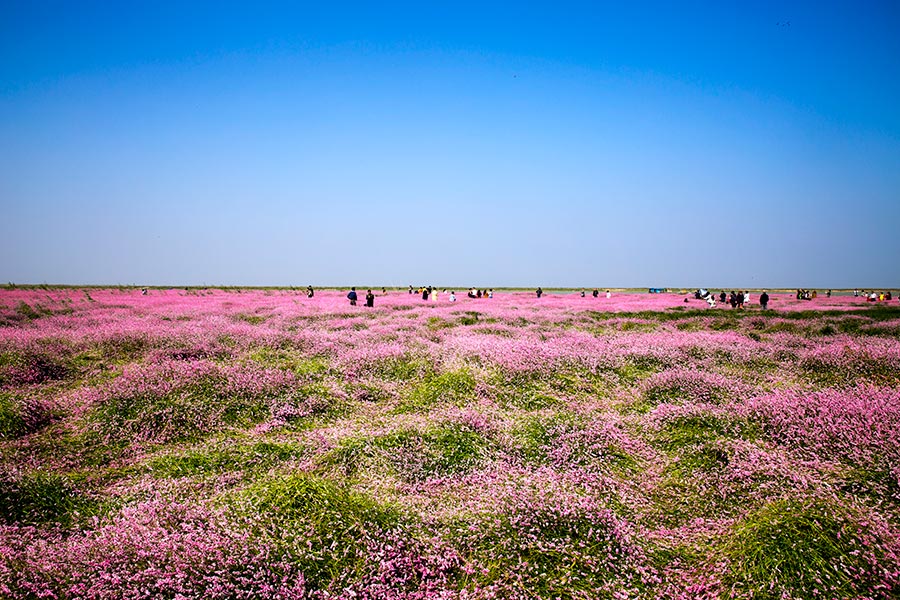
1,288,899,599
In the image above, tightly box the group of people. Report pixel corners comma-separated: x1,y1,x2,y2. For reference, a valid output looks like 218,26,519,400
535,288,612,298
467,288,493,299
346,287,376,307
720,290,751,308
862,290,893,302
693,290,769,310
340,286,899,309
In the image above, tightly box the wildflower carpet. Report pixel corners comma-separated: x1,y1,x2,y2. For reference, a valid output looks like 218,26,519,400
1,288,898,599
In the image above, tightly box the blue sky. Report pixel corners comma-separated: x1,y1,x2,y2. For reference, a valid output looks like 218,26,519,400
1,1,898,287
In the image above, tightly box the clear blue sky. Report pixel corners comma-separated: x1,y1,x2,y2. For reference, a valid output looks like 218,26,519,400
1,1,898,288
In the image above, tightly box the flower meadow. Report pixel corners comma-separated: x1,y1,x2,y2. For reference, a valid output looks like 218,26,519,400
1,287,899,599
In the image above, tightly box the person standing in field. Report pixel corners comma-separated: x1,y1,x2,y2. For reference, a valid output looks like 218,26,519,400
580,289,585,297
592,289,599,298
307,285,314,298
365,290,375,307
606,290,611,298
347,287,358,306
488,289,494,298
449,291,457,302
536,287,543,298
422,287,430,301
760,290,769,310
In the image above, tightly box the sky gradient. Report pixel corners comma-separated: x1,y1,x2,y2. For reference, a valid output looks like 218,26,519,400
1,1,899,288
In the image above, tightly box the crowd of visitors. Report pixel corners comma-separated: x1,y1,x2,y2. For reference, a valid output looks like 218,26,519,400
330,287,898,308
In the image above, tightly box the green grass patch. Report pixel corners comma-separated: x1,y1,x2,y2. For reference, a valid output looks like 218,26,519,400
723,496,900,599
649,412,759,451
367,356,432,381
0,392,26,438
149,439,307,478
322,422,487,481
452,498,646,599
232,473,401,590
88,373,296,446
0,470,90,525
614,356,666,384
514,412,638,474
234,313,268,325
397,368,476,412
457,311,482,326
426,316,456,330
247,347,330,378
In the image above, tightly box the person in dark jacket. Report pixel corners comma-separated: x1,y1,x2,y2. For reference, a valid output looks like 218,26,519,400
347,287,358,306
719,291,727,304
365,290,375,307
422,287,430,301
306,285,314,298
536,287,543,298
759,291,769,310
592,289,599,298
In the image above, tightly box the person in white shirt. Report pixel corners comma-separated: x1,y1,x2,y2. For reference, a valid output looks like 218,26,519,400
449,291,457,302
605,290,611,299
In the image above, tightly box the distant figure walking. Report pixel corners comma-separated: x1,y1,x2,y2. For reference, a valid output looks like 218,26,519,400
760,290,769,310
536,287,543,298
307,285,314,298
408,285,414,294
365,290,375,307
347,287,358,306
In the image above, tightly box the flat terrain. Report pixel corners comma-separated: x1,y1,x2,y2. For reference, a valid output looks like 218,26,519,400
1,289,899,599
